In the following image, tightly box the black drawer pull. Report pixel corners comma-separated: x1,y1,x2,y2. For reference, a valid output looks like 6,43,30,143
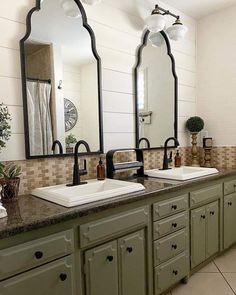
172,244,177,250
107,255,114,262
59,273,67,281
173,270,178,276
210,211,215,215
126,247,133,253
172,223,177,228
172,205,177,210
35,251,43,260
228,202,233,206
233,184,236,188
201,215,206,219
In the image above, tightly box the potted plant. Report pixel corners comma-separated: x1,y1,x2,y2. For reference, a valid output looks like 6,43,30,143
65,133,77,153
186,116,204,166
0,163,22,202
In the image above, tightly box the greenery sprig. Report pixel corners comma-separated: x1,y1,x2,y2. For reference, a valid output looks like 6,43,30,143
0,103,11,151
0,163,22,179
66,133,77,147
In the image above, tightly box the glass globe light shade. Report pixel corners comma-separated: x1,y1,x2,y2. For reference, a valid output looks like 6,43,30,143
145,13,167,33
166,19,188,41
148,32,164,47
60,0,81,18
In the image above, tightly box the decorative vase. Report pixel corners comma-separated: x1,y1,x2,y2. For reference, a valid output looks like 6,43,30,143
0,178,20,203
191,132,200,166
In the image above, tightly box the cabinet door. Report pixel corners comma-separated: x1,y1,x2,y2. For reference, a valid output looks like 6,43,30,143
118,230,146,295
0,256,75,295
84,241,118,295
224,194,236,249
191,206,206,268
206,201,219,258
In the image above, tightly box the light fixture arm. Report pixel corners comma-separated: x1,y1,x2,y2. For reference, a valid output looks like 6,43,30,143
152,4,179,21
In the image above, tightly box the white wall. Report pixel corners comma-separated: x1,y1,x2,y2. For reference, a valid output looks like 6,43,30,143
0,0,196,161
197,5,236,146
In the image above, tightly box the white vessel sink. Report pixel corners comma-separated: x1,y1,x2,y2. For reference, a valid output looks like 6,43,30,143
145,166,219,181
32,179,145,208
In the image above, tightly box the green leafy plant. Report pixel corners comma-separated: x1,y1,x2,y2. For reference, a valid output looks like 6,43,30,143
0,163,22,179
0,103,11,151
186,116,204,133
65,133,77,147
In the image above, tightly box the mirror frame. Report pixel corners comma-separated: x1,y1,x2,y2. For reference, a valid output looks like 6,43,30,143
20,0,104,159
134,30,178,150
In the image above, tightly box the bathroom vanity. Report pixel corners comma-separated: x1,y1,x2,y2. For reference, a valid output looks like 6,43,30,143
1,170,236,295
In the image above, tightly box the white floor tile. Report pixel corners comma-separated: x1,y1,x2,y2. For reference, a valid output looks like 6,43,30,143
214,249,236,273
172,273,234,295
223,273,236,293
198,262,219,273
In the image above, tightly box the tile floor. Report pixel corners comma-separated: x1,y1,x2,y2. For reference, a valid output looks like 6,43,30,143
169,247,236,295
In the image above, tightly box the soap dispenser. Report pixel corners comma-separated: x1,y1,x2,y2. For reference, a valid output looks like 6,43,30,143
97,157,105,180
174,150,182,168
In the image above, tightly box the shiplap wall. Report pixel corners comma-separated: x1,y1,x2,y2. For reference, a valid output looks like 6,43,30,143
0,0,196,161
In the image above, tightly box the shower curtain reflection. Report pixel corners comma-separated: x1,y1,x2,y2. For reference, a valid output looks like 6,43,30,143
26,81,53,156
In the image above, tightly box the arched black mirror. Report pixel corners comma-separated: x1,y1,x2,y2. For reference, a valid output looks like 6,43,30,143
135,30,177,150
20,0,103,159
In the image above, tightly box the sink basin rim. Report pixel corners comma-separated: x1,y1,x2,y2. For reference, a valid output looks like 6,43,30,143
145,166,219,181
32,179,145,207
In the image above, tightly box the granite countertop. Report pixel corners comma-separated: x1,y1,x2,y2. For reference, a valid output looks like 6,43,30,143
0,169,236,239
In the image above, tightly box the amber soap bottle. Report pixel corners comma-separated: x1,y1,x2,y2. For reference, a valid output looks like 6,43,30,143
97,157,105,180
174,150,182,167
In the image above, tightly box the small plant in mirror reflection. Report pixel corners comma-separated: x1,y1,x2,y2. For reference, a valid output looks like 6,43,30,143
0,163,22,179
0,103,11,151
66,133,77,147
186,116,204,133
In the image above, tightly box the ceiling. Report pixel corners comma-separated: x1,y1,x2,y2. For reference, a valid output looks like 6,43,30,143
161,0,236,19
103,0,236,20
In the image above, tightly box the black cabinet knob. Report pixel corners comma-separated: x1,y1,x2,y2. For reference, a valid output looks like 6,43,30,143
210,211,215,215
172,244,177,250
34,251,43,260
172,223,177,228
107,255,114,262
59,273,67,281
173,270,178,276
126,247,133,253
228,202,233,206
172,205,177,210
201,215,206,219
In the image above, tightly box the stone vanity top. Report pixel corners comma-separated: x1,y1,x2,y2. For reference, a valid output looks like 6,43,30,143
0,169,235,239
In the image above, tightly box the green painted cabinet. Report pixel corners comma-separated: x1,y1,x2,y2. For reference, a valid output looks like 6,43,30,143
84,230,147,295
191,201,219,269
0,255,75,295
224,193,236,249
84,240,119,295
118,230,146,295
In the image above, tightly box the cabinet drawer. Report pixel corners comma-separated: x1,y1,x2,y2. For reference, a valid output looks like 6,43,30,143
153,194,188,221
0,255,75,295
80,206,149,247
154,251,189,295
190,184,222,207
153,212,188,240
224,179,236,195
154,228,189,266
0,229,74,280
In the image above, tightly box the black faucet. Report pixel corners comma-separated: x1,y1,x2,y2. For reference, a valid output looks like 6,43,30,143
139,137,151,149
52,140,63,154
68,140,91,186
162,137,180,170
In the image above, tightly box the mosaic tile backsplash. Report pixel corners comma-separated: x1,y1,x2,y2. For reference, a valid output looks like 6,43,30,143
1,146,236,195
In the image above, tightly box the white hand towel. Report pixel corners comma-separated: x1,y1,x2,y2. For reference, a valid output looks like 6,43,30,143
0,204,7,218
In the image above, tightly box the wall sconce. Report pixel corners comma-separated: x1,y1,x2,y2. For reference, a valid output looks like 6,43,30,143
81,0,101,5
145,4,188,42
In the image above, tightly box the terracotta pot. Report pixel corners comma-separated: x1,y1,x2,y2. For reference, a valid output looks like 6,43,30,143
0,177,20,203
